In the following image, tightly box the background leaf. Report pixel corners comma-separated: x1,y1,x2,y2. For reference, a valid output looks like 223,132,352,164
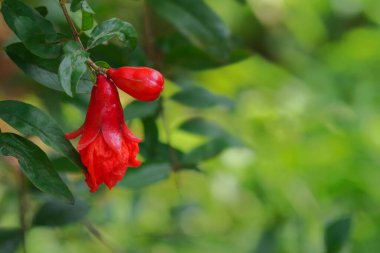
324,216,352,253
124,100,160,120
146,0,231,60
6,43,92,94
86,18,137,50
0,229,23,253
0,133,74,203
1,0,62,59
171,86,234,108
121,163,172,189
179,117,227,138
33,200,89,227
0,100,83,171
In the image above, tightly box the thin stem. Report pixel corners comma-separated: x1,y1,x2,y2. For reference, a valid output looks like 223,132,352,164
87,59,108,73
17,168,28,253
58,0,107,75
82,220,122,253
59,0,84,49
160,100,182,196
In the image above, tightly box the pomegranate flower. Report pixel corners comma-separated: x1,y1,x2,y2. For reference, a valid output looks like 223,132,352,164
65,74,141,192
107,67,164,101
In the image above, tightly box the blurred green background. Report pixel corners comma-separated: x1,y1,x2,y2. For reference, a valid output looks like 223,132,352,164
1,0,380,252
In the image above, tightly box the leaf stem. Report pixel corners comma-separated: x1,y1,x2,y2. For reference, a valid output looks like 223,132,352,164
59,0,84,49
58,0,107,74
160,101,182,197
17,168,28,253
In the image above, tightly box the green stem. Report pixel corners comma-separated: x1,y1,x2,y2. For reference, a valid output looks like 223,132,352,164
58,0,107,74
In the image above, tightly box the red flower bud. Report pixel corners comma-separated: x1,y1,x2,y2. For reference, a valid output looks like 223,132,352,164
107,67,164,101
65,74,141,192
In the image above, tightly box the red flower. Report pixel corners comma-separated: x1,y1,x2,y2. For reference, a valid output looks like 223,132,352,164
107,67,164,101
65,74,141,192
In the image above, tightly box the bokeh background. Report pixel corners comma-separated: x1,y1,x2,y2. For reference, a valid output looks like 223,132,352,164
1,0,380,252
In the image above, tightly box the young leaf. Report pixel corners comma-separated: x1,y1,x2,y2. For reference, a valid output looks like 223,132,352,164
0,133,74,203
179,117,227,138
124,100,160,120
0,229,23,253
33,200,89,227
6,43,92,94
146,0,231,60
87,18,138,50
121,163,171,189
0,100,84,171
324,216,352,253
58,41,90,96
171,86,234,108
70,0,95,31
1,0,62,59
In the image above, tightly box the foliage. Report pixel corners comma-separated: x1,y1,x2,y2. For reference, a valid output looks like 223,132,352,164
0,0,379,252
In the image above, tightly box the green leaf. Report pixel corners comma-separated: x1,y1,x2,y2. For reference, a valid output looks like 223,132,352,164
0,133,74,203
1,0,62,59
58,41,90,96
124,100,160,120
171,86,234,108
179,117,226,137
6,43,92,94
70,0,95,31
51,156,81,173
146,0,231,60
121,163,171,189
34,6,48,17
82,10,94,31
0,229,23,253
33,200,89,227
183,136,242,164
0,100,83,171
324,216,352,253
87,18,138,50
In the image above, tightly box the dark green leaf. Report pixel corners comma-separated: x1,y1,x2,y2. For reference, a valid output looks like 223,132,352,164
171,86,234,108
34,6,48,17
324,216,352,253
33,200,89,227
0,100,83,171
81,10,94,31
139,141,201,172
71,0,95,31
179,117,226,137
51,156,81,173
147,0,231,60
0,133,74,203
1,0,62,59
0,229,23,253
6,43,92,94
142,117,160,159
183,136,242,164
121,163,171,189
124,100,160,120
87,18,138,50
58,41,90,96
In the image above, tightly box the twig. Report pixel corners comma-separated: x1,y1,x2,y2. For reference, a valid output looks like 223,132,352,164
160,101,182,197
58,0,107,74
17,168,28,253
82,220,123,253
59,0,84,49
